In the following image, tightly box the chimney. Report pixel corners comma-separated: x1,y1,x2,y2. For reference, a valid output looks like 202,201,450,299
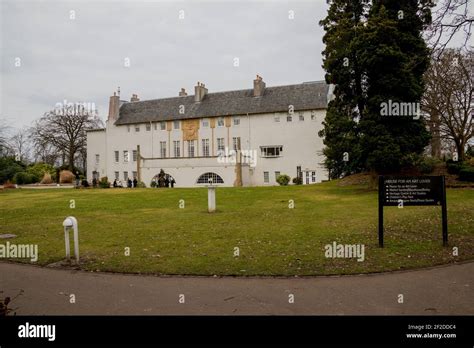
179,88,187,97
194,82,208,102
108,91,120,121
253,75,266,97
130,94,140,102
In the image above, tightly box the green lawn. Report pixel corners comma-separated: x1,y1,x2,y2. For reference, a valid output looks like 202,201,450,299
0,181,473,276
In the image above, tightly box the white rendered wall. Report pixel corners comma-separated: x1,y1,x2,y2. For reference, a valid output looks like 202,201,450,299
87,109,328,187
86,130,107,180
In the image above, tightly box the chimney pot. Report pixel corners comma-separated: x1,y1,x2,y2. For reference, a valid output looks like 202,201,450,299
253,75,266,97
194,81,208,102
179,88,187,97
108,91,120,121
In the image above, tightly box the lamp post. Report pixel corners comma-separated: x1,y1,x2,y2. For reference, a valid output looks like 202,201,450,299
63,216,79,263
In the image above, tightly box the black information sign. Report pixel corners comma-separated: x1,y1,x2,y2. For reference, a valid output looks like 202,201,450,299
378,176,448,247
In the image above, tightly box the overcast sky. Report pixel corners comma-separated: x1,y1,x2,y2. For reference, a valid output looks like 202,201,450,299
1,0,329,129
1,0,468,132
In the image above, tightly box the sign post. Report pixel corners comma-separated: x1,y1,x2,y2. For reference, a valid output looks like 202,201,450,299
378,176,448,247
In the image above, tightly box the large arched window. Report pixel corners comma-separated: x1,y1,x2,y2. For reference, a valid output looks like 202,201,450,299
197,172,224,184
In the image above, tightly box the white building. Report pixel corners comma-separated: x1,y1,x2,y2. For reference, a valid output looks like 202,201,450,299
87,76,330,187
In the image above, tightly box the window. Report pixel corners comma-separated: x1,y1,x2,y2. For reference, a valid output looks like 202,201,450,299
299,112,304,121
173,140,181,157
274,114,280,122
305,171,310,184
127,125,130,133
146,124,151,131
297,166,302,180
275,171,280,181
287,114,292,122
217,138,225,153
263,171,269,183
135,125,140,132
114,151,119,163
160,141,167,158
187,140,195,157
114,171,119,180
132,171,137,179
311,111,316,121
260,146,283,158
312,171,316,183
123,150,129,163
95,154,100,164
232,137,241,151
160,121,166,131
132,150,137,162
154,123,158,130
202,139,210,157
202,118,209,127
217,117,225,127
233,117,240,126
173,120,180,130
197,172,224,184
124,171,129,181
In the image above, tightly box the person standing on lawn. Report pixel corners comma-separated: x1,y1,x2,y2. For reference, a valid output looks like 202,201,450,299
75,171,80,189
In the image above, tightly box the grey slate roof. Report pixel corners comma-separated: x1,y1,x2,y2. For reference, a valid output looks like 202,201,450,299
115,81,329,125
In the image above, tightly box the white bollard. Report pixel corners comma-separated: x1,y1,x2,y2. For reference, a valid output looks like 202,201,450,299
63,216,79,263
207,178,216,213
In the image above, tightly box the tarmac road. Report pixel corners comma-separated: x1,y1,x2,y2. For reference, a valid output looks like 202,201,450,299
0,261,473,315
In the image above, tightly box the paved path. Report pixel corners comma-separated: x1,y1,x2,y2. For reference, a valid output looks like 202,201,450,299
0,262,473,315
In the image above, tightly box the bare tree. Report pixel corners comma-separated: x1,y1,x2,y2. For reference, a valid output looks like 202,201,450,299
427,0,473,54
31,103,103,170
0,119,12,156
9,127,31,162
30,139,59,166
422,49,473,161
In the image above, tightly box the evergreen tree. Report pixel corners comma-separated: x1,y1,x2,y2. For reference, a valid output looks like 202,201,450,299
319,0,368,178
357,0,433,173
319,0,435,176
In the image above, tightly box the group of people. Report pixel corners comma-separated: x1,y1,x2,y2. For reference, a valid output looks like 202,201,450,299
154,169,176,188
113,178,138,188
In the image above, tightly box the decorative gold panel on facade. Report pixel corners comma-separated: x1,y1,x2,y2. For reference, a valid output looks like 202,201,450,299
225,116,232,127
210,118,216,128
182,119,200,141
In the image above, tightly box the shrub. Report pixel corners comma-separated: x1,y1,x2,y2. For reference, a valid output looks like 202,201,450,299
3,180,16,189
292,177,302,185
459,167,474,182
81,179,89,187
40,172,53,184
150,181,157,188
99,176,110,188
276,174,291,186
137,181,146,188
59,170,74,183
417,157,440,174
0,157,25,184
58,164,83,176
26,163,55,183
12,172,36,185
446,160,465,175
